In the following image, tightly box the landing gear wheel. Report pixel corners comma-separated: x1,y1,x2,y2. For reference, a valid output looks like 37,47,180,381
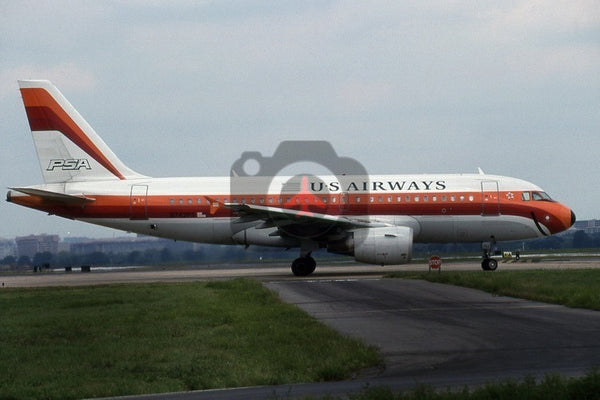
481,259,490,271
291,256,316,277
481,258,498,271
481,258,490,271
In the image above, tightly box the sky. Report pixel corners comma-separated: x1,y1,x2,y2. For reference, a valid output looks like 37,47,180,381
1,0,599,239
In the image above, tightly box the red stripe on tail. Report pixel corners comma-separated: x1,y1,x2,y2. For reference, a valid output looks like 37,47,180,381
20,87,126,180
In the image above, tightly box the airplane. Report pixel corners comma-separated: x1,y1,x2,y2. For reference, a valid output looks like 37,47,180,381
7,80,576,275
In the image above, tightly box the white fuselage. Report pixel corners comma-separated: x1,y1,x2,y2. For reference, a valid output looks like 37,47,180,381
14,173,569,248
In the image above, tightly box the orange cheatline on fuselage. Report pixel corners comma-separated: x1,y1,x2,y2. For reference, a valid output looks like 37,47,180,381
7,188,575,236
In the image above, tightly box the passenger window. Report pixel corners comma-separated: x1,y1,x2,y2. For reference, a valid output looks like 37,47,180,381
169,199,175,205
423,195,428,202
356,197,361,203
414,196,419,202
522,192,531,201
397,196,402,202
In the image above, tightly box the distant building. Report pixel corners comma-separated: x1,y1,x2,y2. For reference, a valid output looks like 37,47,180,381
572,219,600,234
15,234,59,258
69,236,192,255
58,241,71,253
0,239,16,259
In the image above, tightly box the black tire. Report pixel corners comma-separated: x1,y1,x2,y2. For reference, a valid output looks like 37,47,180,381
481,259,490,271
487,258,498,271
291,256,316,276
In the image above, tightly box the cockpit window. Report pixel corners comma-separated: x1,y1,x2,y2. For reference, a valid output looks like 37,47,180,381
521,192,531,201
532,191,552,201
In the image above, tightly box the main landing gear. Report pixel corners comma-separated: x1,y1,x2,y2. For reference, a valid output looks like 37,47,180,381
291,241,319,276
291,255,316,276
481,238,498,271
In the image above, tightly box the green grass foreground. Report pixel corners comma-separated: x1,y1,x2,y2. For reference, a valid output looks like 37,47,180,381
388,269,600,310
0,279,380,400
346,372,600,400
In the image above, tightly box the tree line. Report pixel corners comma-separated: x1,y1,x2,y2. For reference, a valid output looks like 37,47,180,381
1,231,598,271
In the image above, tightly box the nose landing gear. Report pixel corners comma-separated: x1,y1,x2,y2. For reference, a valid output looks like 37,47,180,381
481,237,498,271
481,257,498,271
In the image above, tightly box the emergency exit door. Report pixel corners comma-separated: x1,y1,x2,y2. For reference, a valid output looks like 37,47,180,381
481,181,500,216
130,184,148,220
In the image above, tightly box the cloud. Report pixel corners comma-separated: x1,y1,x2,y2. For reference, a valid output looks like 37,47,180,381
491,0,600,34
0,63,97,100
475,0,600,77
335,80,394,110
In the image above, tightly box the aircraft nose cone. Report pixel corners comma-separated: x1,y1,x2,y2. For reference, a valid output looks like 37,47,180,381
570,210,576,227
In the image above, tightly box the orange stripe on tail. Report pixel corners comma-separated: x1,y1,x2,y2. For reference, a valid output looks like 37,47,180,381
20,87,126,180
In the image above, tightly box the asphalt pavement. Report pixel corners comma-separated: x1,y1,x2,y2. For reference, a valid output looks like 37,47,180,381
266,278,600,381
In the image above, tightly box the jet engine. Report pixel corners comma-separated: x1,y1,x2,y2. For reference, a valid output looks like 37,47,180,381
352,226,413,265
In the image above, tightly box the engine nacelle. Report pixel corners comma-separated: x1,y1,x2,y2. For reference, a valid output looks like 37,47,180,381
353,226,413,265
231,226,297,248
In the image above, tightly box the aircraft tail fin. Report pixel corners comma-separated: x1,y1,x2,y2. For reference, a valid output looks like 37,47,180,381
18,80,146,183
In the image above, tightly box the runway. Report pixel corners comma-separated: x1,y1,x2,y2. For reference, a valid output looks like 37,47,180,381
2,258,598,288
5,260,600,399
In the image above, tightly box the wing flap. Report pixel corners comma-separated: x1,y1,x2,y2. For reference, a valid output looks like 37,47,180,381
224,202,385,230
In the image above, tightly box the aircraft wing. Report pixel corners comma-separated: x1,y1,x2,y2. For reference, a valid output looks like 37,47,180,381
221,201,386,239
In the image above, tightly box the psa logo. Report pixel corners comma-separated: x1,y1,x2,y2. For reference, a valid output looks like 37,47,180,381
47,159,92,171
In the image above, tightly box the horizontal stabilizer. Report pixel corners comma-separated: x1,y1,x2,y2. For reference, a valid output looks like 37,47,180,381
8,187,95,205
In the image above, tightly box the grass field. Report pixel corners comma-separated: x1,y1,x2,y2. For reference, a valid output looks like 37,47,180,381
348,372,600,400
388,268,600,310
0,279,380,400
